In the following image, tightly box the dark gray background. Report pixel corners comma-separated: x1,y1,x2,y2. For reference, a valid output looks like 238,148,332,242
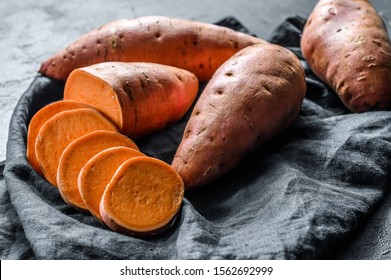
0,0,390,259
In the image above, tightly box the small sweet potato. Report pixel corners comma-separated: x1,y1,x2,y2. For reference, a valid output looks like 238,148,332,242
100,156,184,237
171,43,306,188
57,130,139,211
27,100,93,175
39,16,265,81
301,0,391,112
78,146,145,221
64,62,199,139
35,108,118,186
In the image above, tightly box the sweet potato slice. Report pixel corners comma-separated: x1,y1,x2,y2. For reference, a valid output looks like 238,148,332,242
301,0,391,112
78,146,145,221
39,16,266,81
35,108,117,186
27,100,93,175
57,130,139,211
64,62,199,139
100,157,184,237
172,43,306,187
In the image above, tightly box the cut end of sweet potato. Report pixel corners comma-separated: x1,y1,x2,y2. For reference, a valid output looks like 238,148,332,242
64,69,127,133
78,146,145,221
100,157,184,237
57,130,139,211
35,108,118,186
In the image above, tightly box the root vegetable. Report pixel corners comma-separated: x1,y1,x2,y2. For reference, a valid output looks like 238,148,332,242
64,62,199,139
35,108,117,186
39,16,265,81
27,100,93,175
78,146,145,221
100,156,184,237
301,0,391,112
171,43,306,188
57,130,139,211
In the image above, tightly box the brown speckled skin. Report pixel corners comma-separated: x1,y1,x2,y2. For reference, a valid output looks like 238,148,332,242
172,43,306,188
39,16,265,82
301,0,391,112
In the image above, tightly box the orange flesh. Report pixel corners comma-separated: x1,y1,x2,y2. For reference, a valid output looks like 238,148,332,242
64,69,126,132
35,108,118,186
27,100,92,175
101,157,184,234
78,146,145,221
57,130,139,210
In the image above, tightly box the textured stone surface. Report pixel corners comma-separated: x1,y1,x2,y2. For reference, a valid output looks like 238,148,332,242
1,0,390,260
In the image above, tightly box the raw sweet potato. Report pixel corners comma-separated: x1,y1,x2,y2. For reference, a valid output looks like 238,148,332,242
171,43,306,188
57,130,139,211
100,156,184,237
27,100,93,175
64,62,199,139
35,108,117,186
39,16,266,81
78,146,145,221
301,0,391,112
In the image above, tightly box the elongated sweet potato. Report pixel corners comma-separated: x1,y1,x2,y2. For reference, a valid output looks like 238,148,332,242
57,130,139,211
35,108,117,186
171,43,306,188
301,0,391,112
64,62,199,139
27,100,93,175
78,147,145,221
39,16,266,81
100,156,184,237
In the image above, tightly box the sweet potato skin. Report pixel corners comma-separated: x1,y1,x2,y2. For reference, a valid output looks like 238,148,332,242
171,43,306,188
301,0,391,112
64,62,199,139
39,16,265,81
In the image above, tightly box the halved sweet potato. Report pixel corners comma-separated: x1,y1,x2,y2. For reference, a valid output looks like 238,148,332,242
64,62,199,139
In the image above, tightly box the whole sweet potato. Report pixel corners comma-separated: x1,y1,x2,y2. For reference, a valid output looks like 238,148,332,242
171,43,306,188
39,16,265,81
301,0,391,112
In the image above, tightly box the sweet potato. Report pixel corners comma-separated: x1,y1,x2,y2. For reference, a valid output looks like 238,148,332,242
64,62,199,139
35,108,117,186
27,100,93,175
39,16,266,81
171,43,306,188
301,0,391,112
57,130,139,211
78,146,145,221
100,156,184,237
